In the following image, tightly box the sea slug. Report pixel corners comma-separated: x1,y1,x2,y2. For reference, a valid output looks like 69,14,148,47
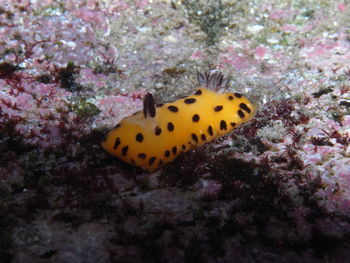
102,71,256,171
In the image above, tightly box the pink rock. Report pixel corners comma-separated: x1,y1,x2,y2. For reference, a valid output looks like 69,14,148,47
199,180,222,198
282,24,298,33
337,3,347,12
74,8,103,23
342,116,350,126
305,41,339,58
269,10,290,20
15,93,34,109
190,50,205,60
221,54,249,71
255,46,267,59
136,0,149,9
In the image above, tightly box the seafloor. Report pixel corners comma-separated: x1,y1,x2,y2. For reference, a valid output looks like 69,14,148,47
0,0,349,262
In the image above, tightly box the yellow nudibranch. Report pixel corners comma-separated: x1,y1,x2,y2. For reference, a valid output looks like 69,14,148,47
102,71,255,171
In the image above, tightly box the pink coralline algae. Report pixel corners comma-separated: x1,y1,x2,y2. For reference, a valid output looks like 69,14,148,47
254,46,268,59
0,66,86,148
300,34,350,77
337,3,347,12
269,10,294,21
95,95,143,127
74,7,105,24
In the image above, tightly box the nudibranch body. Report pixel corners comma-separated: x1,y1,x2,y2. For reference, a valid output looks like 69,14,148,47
102,71,255,171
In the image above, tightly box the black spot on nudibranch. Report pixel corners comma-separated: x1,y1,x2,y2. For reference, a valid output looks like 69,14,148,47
159,160,163,166
238,110,245,119
135,133,144,142
155,126,162,136
182,144,186,150
208,126,214,136
239,103,251,113
184,98,196,104
138,153,147,159
201,134,207,141
167,122,174,132
228,95,234,100
165,150,170,157
168,105,179,112
149,157,156,165
172,146,177,155
220,120,227,130
234,93,242,98
231,122,236,127
113,137,121,149
214,105,223,112
195,89,202,95
121,146,129,156
192,114,200,122
192,133,199,143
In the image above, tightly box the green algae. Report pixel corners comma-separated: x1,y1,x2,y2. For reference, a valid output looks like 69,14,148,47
69,97,100,119
183,0,233,46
